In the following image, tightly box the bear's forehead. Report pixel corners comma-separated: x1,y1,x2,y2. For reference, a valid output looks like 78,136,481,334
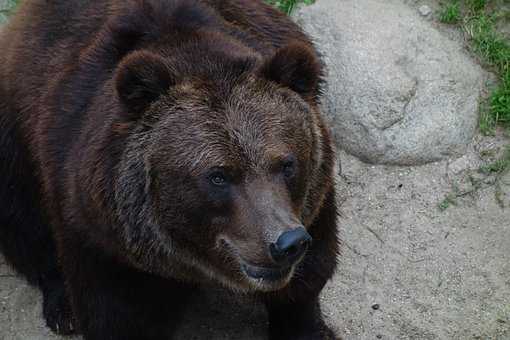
152,86,311,174
156,114,293,174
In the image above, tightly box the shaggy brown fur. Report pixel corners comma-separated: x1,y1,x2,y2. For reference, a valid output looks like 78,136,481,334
0,1,340,339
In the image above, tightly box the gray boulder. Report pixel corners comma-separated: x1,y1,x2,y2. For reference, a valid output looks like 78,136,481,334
295,0,486,165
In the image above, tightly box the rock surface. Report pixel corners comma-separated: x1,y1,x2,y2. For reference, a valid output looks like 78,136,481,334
418,5,432,17
294,0,486,165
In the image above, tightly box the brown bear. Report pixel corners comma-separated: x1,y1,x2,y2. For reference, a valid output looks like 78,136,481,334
0,0,340,339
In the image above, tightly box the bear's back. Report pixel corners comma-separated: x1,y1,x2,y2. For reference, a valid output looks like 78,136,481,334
0,0,310,98
1,0,110,93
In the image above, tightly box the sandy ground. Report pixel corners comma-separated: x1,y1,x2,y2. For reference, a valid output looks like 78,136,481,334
1,134,509,340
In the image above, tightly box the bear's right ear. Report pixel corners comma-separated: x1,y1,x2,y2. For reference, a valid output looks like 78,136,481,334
115,51,176,119
261,42,322,101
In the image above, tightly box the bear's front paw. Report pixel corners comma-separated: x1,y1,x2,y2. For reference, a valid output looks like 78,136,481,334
269,323,341,340
316,324,342,340
42,281,76,335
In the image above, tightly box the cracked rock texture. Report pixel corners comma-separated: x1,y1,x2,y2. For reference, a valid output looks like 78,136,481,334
294,0,486,165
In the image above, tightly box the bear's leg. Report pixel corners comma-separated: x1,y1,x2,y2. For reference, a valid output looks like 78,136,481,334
0,112,76,335
266,300,338,340
61,240,192,340
41,275,76,335
264,188,340,340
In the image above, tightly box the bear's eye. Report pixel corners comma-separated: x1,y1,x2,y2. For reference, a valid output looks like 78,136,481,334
282,157,296,178
209,171,228,187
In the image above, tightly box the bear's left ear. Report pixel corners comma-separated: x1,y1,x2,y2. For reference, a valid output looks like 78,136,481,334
115,51,176,119
261,42,322,101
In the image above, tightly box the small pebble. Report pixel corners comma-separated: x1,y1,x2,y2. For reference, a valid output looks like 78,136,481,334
372,303,380,310
376,335,383,339
418,5,432,16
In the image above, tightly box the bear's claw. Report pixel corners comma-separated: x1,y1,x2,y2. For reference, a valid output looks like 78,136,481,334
42,281,76,335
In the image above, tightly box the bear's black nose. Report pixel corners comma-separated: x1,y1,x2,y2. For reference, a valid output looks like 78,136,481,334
270,227,312,265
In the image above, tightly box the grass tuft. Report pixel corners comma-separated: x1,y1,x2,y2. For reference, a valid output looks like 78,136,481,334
467,0,487,12
438,0,510,209
479,145,510,175
465,11,510,134
438,1,510,134
438,194,458,211
468,15,510,74
440,2,461,23
265,0,314,15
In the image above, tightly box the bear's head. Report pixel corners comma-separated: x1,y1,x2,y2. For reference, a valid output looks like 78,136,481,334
111,38,333,292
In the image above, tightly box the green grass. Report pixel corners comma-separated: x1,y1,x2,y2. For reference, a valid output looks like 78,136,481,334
439,0,510,134
265,0,314,15
479,145,510,175
467,0,487,12
440,2,461,23
438,0,510,209
480,145,510,207
438,194,458,211
476,24,510,134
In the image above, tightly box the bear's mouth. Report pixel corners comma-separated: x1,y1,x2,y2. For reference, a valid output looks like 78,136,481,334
241,262,292,282
216,237,296,291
